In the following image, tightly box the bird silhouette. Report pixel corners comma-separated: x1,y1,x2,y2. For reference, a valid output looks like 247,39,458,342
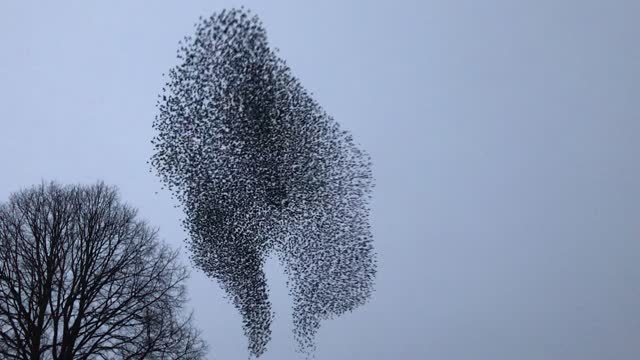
150,8,376,358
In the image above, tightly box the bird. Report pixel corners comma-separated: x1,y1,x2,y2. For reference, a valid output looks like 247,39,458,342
150,8,376,358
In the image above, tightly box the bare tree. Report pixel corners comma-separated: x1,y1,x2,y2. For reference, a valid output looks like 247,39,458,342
0,182,208,360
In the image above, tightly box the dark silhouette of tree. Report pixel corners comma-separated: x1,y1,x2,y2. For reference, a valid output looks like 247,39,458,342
0,182,208,360
151,8,376,357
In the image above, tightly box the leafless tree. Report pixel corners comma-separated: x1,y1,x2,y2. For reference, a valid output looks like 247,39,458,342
0,182,208,360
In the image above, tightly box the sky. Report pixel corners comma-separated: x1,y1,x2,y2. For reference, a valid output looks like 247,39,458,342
0,1,638,359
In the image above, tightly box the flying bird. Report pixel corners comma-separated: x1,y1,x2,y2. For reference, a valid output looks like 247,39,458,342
151,8,376,357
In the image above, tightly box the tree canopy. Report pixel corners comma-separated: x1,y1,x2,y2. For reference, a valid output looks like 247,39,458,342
0,182,207,360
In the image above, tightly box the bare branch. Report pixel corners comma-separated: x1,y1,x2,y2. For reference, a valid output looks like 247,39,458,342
0,182,208,360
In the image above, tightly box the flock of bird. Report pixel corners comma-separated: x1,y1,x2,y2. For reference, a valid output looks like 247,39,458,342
151,8,376,357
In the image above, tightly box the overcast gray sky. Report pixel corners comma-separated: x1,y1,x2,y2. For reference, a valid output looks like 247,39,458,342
1,1,639,359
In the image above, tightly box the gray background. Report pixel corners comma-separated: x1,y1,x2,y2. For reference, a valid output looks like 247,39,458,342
1,1,638,359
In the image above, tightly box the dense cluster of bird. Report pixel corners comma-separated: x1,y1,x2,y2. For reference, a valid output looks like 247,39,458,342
150,8,376,357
